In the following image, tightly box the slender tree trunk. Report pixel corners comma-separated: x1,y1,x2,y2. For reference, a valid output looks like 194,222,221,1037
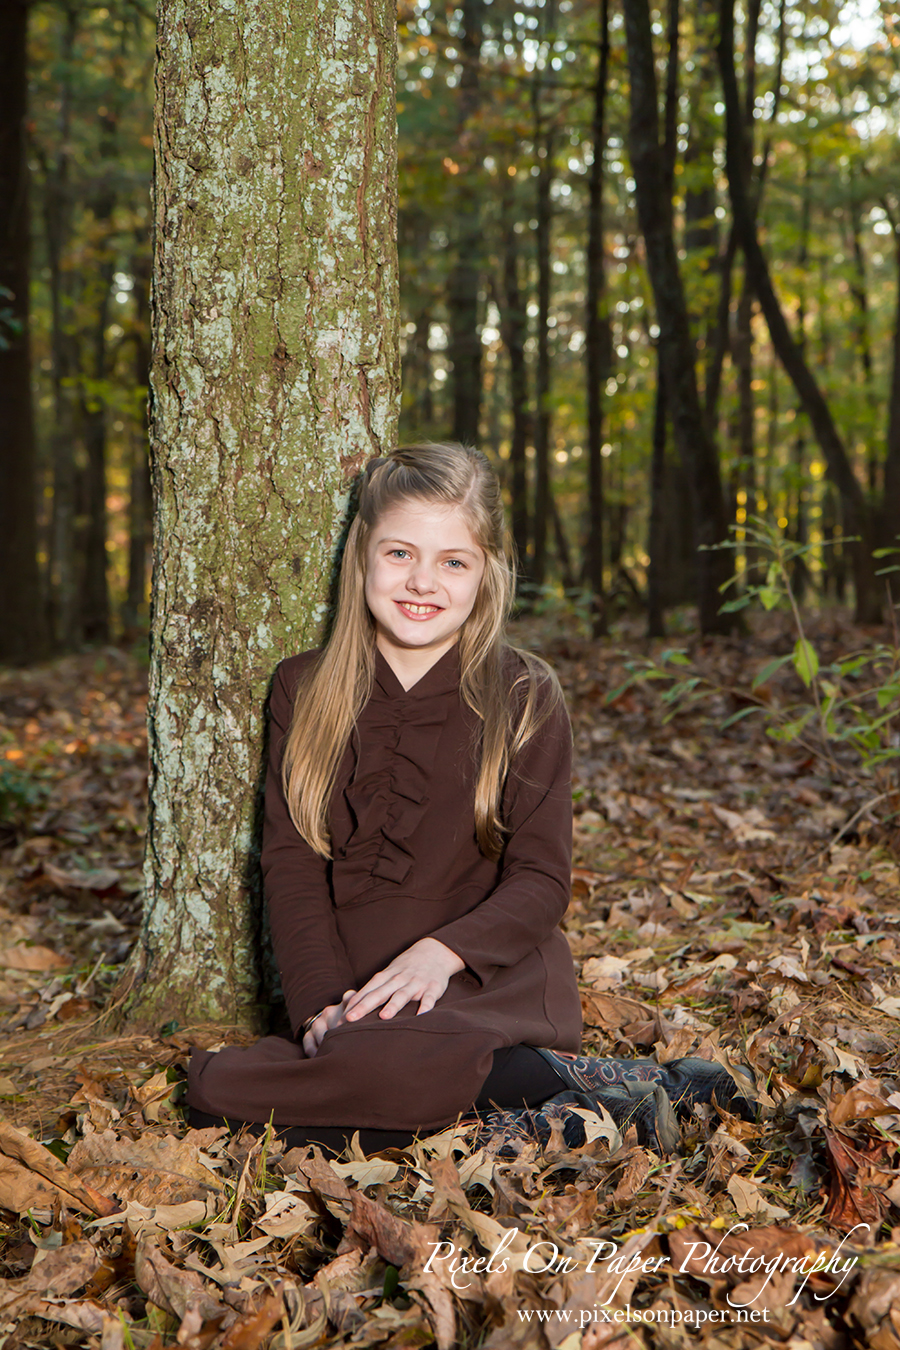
646,349,667,636
121,0,400,1030
623,0,732,633
884,215,900,554
0,0,48,664
43,4,80,650
848,191,877,495
448,0,484,447
718,0,880,623
585,0,610,635
497,170,530,574
530,0,558,590
550,492,575,591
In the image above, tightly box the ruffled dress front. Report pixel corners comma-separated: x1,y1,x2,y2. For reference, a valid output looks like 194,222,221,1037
186,643,582,1132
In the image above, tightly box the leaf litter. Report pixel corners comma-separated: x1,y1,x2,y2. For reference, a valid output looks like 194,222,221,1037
0,617,898,1348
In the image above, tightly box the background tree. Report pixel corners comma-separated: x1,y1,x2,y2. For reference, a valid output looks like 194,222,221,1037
121,0,399,1029
0,0,48,665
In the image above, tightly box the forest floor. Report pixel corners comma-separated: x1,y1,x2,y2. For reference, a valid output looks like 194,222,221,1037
0,608,899,1350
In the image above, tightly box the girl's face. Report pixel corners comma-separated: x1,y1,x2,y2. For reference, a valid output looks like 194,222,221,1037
365,499,486,664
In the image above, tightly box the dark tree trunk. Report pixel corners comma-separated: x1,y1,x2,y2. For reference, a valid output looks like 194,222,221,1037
0,0,48,663
734,276,754,516
622,0,733,633
43,3,80,650
682,0,719,399
448,0,484,447
496,176,530,576
646,348,667,636
884,216,900,555
718,0,880,622
530,0,558,589
847,191,877,494
550,492,575,592
79,111,118,643
585,0,610,636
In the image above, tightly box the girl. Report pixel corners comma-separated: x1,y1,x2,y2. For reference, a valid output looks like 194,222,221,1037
187,444,750,1153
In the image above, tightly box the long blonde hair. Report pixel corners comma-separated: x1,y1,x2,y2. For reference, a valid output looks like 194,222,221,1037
282,443,565,860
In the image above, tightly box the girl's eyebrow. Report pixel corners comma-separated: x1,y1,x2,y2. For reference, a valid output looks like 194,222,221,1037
378,537,480,557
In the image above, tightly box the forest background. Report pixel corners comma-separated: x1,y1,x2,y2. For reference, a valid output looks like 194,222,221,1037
2,0,900,656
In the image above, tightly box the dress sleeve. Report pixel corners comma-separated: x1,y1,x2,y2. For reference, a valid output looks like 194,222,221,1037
262,659,357,1037
430,680,573,985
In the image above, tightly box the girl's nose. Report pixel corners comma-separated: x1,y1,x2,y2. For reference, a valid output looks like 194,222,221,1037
408,562,438,593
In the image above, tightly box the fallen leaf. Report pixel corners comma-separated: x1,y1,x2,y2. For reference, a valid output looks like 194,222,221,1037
0,1121,117,1216
68,1129,225,1206
0,944,69,971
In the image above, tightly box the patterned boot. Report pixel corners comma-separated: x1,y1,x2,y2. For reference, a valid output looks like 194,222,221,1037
532,1050,755,1123
472,1085,680,1156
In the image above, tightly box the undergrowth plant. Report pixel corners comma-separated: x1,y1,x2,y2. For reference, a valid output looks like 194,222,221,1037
608,519,900,804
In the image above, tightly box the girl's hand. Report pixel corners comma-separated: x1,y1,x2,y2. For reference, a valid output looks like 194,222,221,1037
343,938,465,1022
302,990,356,1057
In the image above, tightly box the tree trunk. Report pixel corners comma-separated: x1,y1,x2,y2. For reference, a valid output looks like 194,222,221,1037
448,0,484,447
0,0,48,664
884,216,900,554
847,188,877,495
530,1,558,590
43,3,80,650
497,169,530,575
718,0,880,622
122,0,400,1031
124,250,152,633
622,0,732,634
646,348,667,637
585,0,610,636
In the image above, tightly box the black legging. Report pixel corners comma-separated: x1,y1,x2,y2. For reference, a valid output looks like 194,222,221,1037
187,1045,565,1154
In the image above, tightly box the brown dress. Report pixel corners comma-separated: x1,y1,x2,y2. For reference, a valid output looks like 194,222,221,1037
186,643,582,1132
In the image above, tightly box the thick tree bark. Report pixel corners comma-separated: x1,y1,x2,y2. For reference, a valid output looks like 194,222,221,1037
448,0,484,447
585,0,610,636
718,0,880,622
622,0,732,634
0,0,48,664
122,0,400,1030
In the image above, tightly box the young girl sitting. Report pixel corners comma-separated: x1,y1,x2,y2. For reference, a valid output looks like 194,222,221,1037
186,443,750,1154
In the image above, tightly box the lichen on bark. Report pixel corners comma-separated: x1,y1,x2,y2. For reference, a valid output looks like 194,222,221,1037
124,0,399,1030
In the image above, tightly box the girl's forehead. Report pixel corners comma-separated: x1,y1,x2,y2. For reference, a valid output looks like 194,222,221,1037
373,499,478,539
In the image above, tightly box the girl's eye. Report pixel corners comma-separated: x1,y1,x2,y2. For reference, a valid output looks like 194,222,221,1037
388,549,410,560
445,559,466,569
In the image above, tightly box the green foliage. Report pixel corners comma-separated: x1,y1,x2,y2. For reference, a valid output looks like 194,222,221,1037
608,520,900,792
0,759,49,826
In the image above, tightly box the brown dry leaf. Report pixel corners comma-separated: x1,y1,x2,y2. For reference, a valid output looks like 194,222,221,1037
134,1234,225,1322
612,1149,651,1207
0,1120,117,1216
0,1240,103,1320
219,1288,285,1350
0,1152,66,1215
727,1173,791,1221
426,1155,470,1220
67,1128,225,1206
822,1129,896,1233
42,862,120,892
581,991,649,1030
829,1081,898,1127
0,944,69,971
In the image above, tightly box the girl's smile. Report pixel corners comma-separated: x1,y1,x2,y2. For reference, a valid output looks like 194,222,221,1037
365,501,486,685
